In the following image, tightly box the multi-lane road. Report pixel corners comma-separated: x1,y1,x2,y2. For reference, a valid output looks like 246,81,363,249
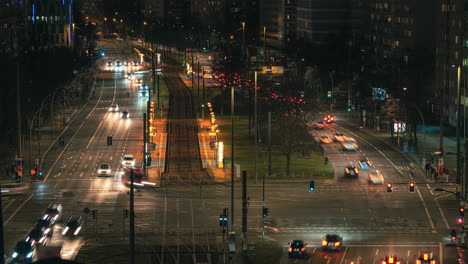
2,41,463,264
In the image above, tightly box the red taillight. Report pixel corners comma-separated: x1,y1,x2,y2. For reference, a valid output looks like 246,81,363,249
382,262,387,264
288,247,292,252
416,260,422,264
396,262,401,264
301,247,305,252
322,240,327,246
334,242,340,246
389,257,394,263
331,117,334,120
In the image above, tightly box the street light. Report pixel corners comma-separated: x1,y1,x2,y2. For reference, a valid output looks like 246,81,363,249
327,71,334,113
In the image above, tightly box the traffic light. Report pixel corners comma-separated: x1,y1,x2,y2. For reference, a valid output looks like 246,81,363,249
386,183,393,192
107,136,112,146
457,217,464,225
300,91,305,98
262,207,269,217
460,207,465,217
309,180,315,192
327,91,332,98
91,210,97,219
347,107,352,112
409,181,415,192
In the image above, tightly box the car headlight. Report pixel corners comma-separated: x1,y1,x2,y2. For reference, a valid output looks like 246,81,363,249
62,226,69,235
26,252,33,258
12,252,18,258
74,226,82,235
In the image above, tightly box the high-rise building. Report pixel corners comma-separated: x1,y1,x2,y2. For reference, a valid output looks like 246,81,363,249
0,1,18,55
144,0,164,23
26,0,74,49
259,0,296,48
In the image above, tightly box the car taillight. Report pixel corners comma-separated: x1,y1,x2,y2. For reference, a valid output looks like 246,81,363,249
288,248,292,252
355,168,359,173
416,260,421,264
322,240,327,246
396,262,400,264
381,262,386,264
301,247,305,252
331,117,334,120
430,260,435,264
389,257,394,263
423,254,429,261
345,168,350,173
334,242,340,246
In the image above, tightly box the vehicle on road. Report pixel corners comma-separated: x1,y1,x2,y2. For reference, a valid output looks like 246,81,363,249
416,252,436,264
321,234,342,251
98,164,111,176
121,110,130,118
34,218,53,237
358,159,373,170
106,61,112,67
134,79,143,84
314,121,326,129
368,170,384,184
140,84,149,90
334,132,346,142
62,216,83,236
11,240,36,264
344,166,359,177
381,256,402,264
344,136,357,143
109,104,119,112
320,136,333,144
0,183,30,196
122,155,136,167
131,60,138,66
139,90,148,98
288,240,306,258
27,226,49,246
323,114,335,123
342,141,358,151
126,73,134,80
42,204,62,224
124,61,129,66
115,60,122,67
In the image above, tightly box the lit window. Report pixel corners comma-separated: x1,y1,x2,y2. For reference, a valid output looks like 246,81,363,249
455,35,459,44
387,16,392,22
455,51,459,59
395,40,399,47
463,58,468,67
404,56,409,63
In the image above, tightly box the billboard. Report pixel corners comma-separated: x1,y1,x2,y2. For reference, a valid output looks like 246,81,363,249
372,88,387,100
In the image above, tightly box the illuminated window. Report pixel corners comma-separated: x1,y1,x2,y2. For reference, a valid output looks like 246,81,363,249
387,16,392,22
455,51,459,59
463,58,468,67
455,35,459,44
395,40,399,47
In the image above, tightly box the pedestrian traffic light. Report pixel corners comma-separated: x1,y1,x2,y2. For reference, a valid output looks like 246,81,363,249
300,91,305,98
107,136,112,146
327,91,332,98
409,181,415,192
347,107,352,112
309,180,315,192
460,207,465,217
457,217,464,225
263,207,269,217
386,183,393,192
91,210,97,219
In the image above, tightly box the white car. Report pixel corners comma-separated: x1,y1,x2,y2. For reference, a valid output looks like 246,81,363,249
98,164,111,176
368,170,384,184
344,136,357,143
109,104,119,112
342,142,358,151
121,155,135,167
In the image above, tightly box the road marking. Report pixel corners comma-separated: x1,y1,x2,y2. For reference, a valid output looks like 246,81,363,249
339,246,348,264
110,156,113,160
80,172,83,177
3,199,16,211
54,172,61,178
89,156,92,161
415,187,436,232
434,194,451,229
4,193,34,227
84,164,88,168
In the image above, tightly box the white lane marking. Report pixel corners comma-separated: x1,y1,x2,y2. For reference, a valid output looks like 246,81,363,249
345,244,439,247
84,164,88,168
110,156,113,161
4,193,34,227
434,194,451,229
3,199,16,211
80,172,84,177
85,120,105,149
89,156,92,161
54,172,61,178
416,187,436,232
339,246,348,264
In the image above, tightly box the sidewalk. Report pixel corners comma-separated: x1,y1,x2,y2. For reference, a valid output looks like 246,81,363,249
198,119,229,183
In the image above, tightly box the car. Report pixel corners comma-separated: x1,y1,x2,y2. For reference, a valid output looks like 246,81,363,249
121,110,130,118
42,204,62,224
106,61,112,67
344,136,357,143
320,136,333,144
140,84,149,90
344,166,359,177
62,216,83,236
334,132,346,142
131,60,138,66
368,170,384,184
135,79,143,84
34,218,53,237
98,164,111,176
115,60,122,67
416,252,436,264
321,234,342,251
342,141,358,151
126,73,134,80
109,104,119,112
381,256,402,264
122,155,136,167
26,226,48,245
314,121,326,129
323,114,335,123
288,240,306,258
139,91,148,98
358,159,373,170
124,61,129,66
11,240,36,264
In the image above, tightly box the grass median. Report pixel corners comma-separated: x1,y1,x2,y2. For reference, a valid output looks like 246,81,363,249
216,115,334,179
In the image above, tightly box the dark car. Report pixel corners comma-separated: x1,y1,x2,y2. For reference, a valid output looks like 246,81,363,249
42,204,62,224
416,252,436,264
27,226,49,246
344,166,359,177
321,234,342,251
288,240,306,258
358,159,373,170
121,110,130,118
34,218,53,237
381,256,402,264
62,216,83,236
11,240,36,264
323,114,335,123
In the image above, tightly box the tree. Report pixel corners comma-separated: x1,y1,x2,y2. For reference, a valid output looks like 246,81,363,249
380,95,402,121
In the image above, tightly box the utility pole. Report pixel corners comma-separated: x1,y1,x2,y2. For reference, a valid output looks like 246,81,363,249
129,169,136,264
191,54,194,91
268,112,272,176
241,170,248,256
263,27,267,65
151,48,156,100
254,71,258,184
157,75,160,110
198,61,200,97
230,86,235,233
143,113,147,177
15,5,23,165
441,0,451,155
0,185,4,264
456,66,462,198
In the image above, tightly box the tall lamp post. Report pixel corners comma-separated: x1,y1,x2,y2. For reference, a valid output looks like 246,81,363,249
328,71,334,113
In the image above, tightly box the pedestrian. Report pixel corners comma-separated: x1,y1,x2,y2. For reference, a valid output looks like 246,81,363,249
425,162,430,177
